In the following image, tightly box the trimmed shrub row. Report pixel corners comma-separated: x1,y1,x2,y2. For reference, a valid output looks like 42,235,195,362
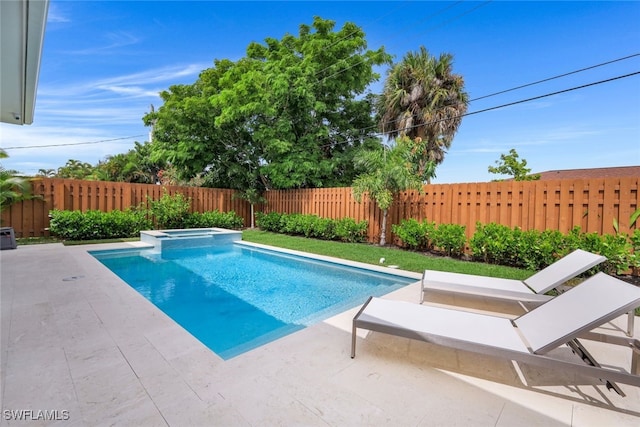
255,212,367,243
393,218,640,275
48,209,152,241
49,207,244,241
391,219,466,257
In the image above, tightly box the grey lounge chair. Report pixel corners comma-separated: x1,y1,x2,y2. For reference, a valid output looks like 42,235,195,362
420,249,635,336
352,272,640,395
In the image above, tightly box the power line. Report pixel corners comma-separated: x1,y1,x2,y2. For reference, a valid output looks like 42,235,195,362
378,71,640,139
466,71,640,116
318,1,490,84
17,66,634,154
313,70,640,150
2,135,146,150
365,53,640,138
470,53,640,102
314,0,417,57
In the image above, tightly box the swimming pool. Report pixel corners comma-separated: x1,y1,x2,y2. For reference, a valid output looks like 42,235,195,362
91,242,417,359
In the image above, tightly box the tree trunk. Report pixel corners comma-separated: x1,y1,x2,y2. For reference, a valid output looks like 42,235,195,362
250,203,255,229
379,208,388,246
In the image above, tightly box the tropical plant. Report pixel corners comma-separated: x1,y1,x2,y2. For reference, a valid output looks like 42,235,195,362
94,141,164,183
352,139,423,245
0,151,33,214
56,159,95,179
36,168,56,177
233,188,266,229
613,207,640,234
148,190,191,229
378,46,468,182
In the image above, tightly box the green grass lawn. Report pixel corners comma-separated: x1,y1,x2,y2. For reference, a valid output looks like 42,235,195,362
241,229,532,280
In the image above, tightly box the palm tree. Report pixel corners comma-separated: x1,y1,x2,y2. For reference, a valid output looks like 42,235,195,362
352,139,423,246
0,151,32,214
379,47,468,182
233,188,266,229
36,168,56,177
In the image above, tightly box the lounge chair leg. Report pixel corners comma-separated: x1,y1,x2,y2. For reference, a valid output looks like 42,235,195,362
567,339,625,396
351,323,357,358
627,311,635,337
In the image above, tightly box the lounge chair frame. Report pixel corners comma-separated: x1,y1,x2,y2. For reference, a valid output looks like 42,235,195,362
352,273,640,392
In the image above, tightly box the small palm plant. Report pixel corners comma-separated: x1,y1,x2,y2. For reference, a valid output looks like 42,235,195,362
352,139,424,246
0,150,33,215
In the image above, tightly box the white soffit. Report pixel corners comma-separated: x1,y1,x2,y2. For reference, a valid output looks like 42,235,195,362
0,0,49,125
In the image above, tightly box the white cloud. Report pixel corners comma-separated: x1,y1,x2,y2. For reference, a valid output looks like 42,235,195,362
39,63,205,98
95,85,161,98
47,4,70,23
62,31,142,55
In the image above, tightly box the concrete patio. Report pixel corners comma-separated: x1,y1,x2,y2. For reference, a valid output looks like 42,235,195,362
1,242,639,426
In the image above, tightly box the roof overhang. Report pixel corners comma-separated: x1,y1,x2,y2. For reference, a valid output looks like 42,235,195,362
0,0,49,125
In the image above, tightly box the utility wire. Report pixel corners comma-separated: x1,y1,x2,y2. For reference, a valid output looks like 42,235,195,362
318,1,489,84
315,1,464,79
464,71,640,118
316,70,640,149
5,59,637,152
470,53,640,102
363,53,640,137
2,135,146,150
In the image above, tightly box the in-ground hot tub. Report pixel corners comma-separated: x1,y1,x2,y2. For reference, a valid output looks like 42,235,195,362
140,227,242,251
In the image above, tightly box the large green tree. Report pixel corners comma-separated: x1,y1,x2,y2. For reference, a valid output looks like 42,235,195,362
378,47,468,182
144,61,259,190
352,139,423,246
147,17,391,191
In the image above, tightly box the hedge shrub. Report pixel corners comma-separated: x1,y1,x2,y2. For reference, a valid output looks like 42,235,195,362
49,209,152,240
184,210,244,229
469,223,637,274
255,212,367,243
432,223,466,257
391,219,435,251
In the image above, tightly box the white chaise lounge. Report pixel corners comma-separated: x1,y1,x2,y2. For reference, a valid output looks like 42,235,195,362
421,249,605,304
352,272,640,395
420,249,634,336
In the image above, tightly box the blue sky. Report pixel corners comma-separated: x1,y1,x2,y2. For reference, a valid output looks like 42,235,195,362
1,0,639,183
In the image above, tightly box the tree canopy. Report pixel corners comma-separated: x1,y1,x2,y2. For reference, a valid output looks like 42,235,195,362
145,17,391,191
488,148,540,181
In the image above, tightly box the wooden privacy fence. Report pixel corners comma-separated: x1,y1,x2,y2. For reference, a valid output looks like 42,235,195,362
262,177,639,243
1,176,638,242
1,178,250,237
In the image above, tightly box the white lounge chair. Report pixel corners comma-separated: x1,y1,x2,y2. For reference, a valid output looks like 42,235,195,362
421,249,605,303
352,272,640,395
420,249,635,336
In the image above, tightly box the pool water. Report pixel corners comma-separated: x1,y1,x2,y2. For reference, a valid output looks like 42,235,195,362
91,244,415,359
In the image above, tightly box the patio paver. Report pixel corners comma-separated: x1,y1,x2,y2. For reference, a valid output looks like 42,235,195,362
1,242,639,426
